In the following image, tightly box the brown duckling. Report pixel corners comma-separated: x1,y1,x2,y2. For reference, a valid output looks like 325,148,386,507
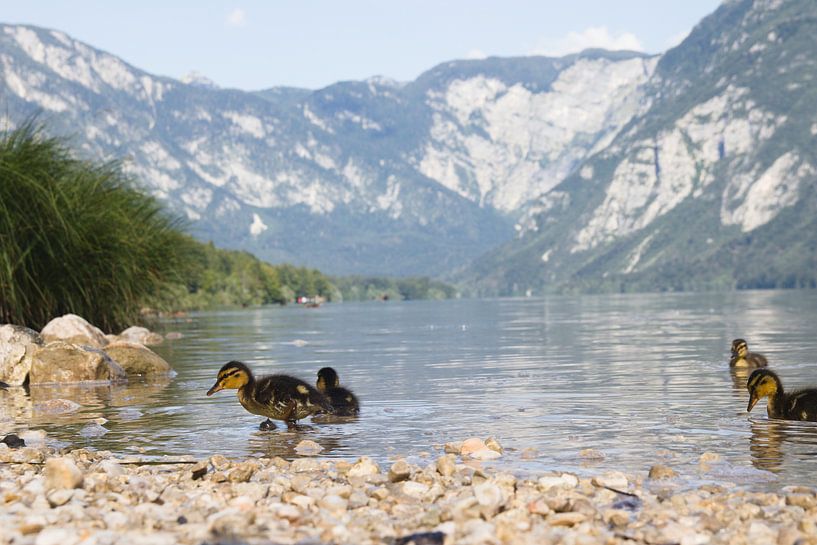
316,367,360,416
730,338,768,368
747,368,817,421
207,361,331,430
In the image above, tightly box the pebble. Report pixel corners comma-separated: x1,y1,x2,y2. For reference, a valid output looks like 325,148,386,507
649,464,679,480
33,399,81,414
44,457,83,490
0,436,811,545
294,439,323,455
389,459,412,482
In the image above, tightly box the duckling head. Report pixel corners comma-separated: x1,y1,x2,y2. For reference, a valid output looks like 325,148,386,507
316,367,340,392
207,361,252,396
747,368,781,412
732,338,749,358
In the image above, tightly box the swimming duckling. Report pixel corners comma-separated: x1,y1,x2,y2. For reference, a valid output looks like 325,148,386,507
316,367,360,416
207,361,331,430
730,338,768,368
747,368,817,421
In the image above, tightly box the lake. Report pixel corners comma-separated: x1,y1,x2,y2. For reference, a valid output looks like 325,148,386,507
3,291,817,490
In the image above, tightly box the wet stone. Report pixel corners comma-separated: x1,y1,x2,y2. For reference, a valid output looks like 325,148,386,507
649,464,678,480
389,459,412,483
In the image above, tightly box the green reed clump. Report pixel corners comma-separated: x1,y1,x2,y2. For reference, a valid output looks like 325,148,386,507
0,122,194,331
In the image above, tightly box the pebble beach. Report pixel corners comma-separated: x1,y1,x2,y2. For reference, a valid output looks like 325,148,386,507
2,433,817,545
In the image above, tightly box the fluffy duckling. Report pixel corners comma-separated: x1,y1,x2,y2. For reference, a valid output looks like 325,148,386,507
730,338,768,368
207,361,331,430
316,367,360,416
747,368,817,421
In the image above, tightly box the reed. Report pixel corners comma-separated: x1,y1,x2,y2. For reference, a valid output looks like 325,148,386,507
0,121,193,331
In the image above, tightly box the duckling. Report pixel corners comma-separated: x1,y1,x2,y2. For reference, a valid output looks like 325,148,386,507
206,361,331,430
316,367,360,416
730,338,768,368
747,368,817,421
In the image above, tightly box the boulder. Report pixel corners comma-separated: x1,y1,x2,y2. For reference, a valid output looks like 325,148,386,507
117,326,163,346
30,341,127,384
0,324,43,385
103,341,172,375
41,314,108,347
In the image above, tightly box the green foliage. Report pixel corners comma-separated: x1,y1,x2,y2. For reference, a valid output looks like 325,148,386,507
333,276,457,302
149,242,339,310
0,122,194,331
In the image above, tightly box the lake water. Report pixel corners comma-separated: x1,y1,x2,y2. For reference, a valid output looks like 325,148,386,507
3,291,817,490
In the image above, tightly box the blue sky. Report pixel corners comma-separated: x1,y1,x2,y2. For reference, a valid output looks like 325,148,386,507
2,1,721,90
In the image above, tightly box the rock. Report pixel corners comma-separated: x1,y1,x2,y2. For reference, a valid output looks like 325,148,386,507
79,423,108,437
520,447,539,459
1,434,25,448
165,332,184,341
402,481,430,499
318,494,348,514
528,497,552,516
444,441,463,454
44,457,84,490
0,324,42,385
46,489,73,507
649,464,678,480
348,456,380,478
191,461,208,480
41,314,108,347
18,429,47,445
538,473,579,491
473,482,504,518
579,448,605,460
104,341,172,375
592,471,628,490
294,439,323,455
460,437,487,456
97,460,124,477
485,437,503,453
436,454,457,478
548,512,587,527
699,452,722,464
118,326,164,345
33,399,82,414
394,531,446,545
33,528,83,545
290,458,321,472
389,459,412,482
30,341,127,384
469,448,502,460
603,509,631,527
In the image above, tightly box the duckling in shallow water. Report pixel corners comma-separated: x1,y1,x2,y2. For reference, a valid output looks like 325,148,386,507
316,367,360,416
747,368,817,421
730,338,768,368
207,361,331,430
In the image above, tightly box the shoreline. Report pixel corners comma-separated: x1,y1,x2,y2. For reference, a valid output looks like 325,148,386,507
2,438,816,545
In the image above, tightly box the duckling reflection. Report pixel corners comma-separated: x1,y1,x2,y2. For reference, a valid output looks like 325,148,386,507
749,418,817,473
730,338,768,368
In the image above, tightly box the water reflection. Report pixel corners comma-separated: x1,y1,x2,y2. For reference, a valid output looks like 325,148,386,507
749,419,817,473
3,291,817,489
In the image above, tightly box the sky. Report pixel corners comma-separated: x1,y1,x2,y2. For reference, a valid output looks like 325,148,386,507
1,0,722,90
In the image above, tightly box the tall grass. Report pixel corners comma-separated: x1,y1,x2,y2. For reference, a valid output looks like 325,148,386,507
0,122,193,331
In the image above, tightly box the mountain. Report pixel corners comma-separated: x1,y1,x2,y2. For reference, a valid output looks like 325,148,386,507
0,24,654,276
462,0,817,294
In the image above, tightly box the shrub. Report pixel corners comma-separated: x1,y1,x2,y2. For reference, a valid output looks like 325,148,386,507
0,122,193,331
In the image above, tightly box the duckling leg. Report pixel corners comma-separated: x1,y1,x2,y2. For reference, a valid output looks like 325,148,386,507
282,401,299,429
259,419,277,431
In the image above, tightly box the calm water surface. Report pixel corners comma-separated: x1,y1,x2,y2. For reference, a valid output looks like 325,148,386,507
3,291,817,489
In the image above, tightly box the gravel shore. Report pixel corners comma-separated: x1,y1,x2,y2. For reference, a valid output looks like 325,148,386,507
1,434,816,545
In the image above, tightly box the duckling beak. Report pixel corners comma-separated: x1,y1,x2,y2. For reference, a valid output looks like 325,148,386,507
747,392,759,413
206,381,223,396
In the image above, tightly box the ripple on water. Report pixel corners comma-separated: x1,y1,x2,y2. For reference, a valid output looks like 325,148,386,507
3,292,817,490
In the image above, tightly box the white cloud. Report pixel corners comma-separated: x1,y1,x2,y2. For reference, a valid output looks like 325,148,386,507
465,49,488,60
533,26,644,57
226,8,246,27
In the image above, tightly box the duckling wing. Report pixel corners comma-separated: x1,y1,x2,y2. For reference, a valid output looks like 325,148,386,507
748,352,768,367
787,389,817,421
257,375,331,418
327,387,360,416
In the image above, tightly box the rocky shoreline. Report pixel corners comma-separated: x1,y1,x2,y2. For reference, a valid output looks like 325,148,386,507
2,434,816,545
